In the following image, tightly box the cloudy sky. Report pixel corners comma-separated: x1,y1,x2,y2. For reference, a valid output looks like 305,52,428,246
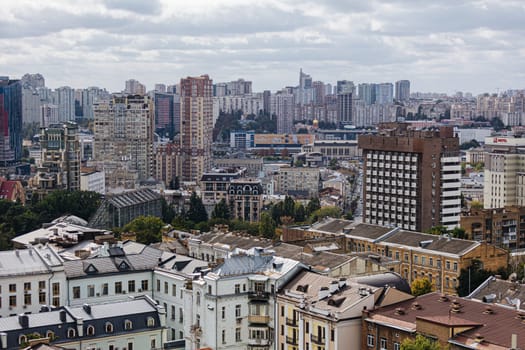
1,0,524,94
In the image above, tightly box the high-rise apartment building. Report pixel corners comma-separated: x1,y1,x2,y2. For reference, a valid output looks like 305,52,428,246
55,86,76,122
179,75,213,182
337,80,355,94
483,136,525,209
21,73,45,124
37,121,80,191
154,92,175,139
93,95,154,182
124,79,146,95
395,80,410,102
358,123,461,231
375,83,394,105
40,103,59,127
272,91,295,134
358,83,376,105
337,92,353,125
0,77,22,166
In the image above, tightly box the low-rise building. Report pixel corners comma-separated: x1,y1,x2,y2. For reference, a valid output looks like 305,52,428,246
80,168,105,194
227,178,263,222
274,166,320,198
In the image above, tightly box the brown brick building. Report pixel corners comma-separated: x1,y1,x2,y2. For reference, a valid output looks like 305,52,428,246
358,123,461,231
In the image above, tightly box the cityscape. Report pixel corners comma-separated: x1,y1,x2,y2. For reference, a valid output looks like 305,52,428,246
2,1,525,350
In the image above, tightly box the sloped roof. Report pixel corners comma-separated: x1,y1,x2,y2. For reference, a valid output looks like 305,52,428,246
383,230,478,255
106,188,160,208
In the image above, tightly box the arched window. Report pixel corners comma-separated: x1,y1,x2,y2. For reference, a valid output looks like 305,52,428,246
196,291,201,305
46,330,55,340
147,317,155,327
124,319,133,330
67,328,76,338
86,325,95,336
105,322,113,333
18,335,27,345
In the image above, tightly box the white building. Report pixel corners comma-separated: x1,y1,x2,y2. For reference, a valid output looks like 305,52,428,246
80,169,106,194
0,245,66,317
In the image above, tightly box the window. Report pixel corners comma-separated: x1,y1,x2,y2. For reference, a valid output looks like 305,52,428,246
19,335,27,345
170,305,176,320
414,255,418,264
24,293,31,305
453,262,458,272
446,261,451,270
52,283,60,296
39,291,46,303
172,284,177,296
196,292,201,305
179,308,183,323
24,282,31,291
115,282,122,294
222,329,226,344
235,327,241,342
164,282,169,294
395,251,400,260
421,256,426,266
87,285,95,297
404,253,408,262
147,317,155,327
157,280,161,292
105,322,114,333
437,260,441,268
128,280,136,293
151,338,156,349
86,325,95,336
331,329,335,342
73,286,80,299
235,284,240,294
281,306,284,317
380,337,387,349
235,304,241,318
52,296,59,307
394,342,400,350
221,306,226,319
128,342,134,350
429,257,433,267
367,334,374,347
102,283,108,295
9,284,16,293
124,319,133,330
67,328,76,338
445,277,450,288
208,285,212,294
142,280,149,291
305,321,309,333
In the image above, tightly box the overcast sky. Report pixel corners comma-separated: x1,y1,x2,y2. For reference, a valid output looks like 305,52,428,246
1,0,524,94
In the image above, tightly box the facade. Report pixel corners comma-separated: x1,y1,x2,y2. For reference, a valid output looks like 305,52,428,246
179,75,213,182
272,92,295,134
124,79,146,95
36,122,81,192
0,77,23,166
154,142,180,188
187,250,303,350
394,80,410,102
0,296,165,350
483,136,525,209
200,169,242,209
154,92,176,139
362,292,525,350
302,140,360,161
55,87,75,122
274,166,320,198
374,83,394,105
0,246,66,318
227,178,263,222
358,123,461,231
277,271,386,350
93,94,154,182
40,104,59,127
0,178,25,203
80,168,106,194
460,206,525,249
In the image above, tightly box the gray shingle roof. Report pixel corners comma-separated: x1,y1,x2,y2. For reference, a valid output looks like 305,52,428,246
384,230,478,255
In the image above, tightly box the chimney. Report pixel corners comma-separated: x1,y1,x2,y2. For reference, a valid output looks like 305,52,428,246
83,304,91,315
511,334,518,349
76,318,84,337
0,332,6,349
338,278,347,289
59,310,67,322
318,287,330,300
18,314,29,328
329,281,339,294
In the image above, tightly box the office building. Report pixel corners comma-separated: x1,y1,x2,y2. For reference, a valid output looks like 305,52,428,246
358,123,461,231
483,136,525,209
395,80,410,101
154,92,176,139
93,94,154,182
0,77,23,166
179,75,213,182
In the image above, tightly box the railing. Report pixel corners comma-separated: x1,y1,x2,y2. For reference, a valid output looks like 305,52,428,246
311,334,325,345
285,317,298,327
248,291,270,301
248,315,270,324
286,336,298,345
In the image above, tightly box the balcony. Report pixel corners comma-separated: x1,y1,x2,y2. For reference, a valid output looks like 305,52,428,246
248,315,270,324
248,291,270,301
248,338,270,346
286,336,298,345
285,317,298,327
311,335,325,345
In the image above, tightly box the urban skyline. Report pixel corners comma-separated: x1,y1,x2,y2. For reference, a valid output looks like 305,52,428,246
1,0,524,94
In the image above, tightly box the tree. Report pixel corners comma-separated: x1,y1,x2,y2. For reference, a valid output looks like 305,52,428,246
186,192,208,224
160,197,175,224
411,277,433,296
457,259,508,297
294,203,306,223
283,196,295,218
211,198,230,220
490,116,505,132
309,206,342,223
450,227,466,239
470,200,483,209
123,216,164,245
169,176,180,190
306,197,321,216
270,202,284,225
401,335,443,350
427,225,448,236
259,212,276,238
328,158,339,170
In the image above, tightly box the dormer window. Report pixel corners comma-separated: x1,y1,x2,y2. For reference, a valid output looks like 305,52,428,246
105,322,114,333
86,325,95,336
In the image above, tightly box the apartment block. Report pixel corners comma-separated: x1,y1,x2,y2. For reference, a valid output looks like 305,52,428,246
483,136,525,209
228,178,263,222
274,166,320,198
359,123,461,231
